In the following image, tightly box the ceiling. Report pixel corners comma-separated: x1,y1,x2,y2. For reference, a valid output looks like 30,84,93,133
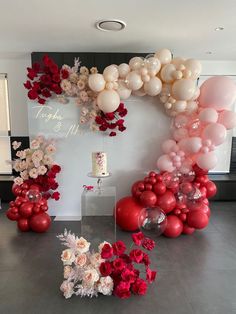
0,0,236,59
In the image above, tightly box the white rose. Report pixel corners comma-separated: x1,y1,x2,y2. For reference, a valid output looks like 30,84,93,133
97,276,114,295
82,269,99,287
74,253,87,268
75,237,90,254
14,177,23,186
90,253,104,268
60,280,74,299
64,266,73,279
61,249,75,265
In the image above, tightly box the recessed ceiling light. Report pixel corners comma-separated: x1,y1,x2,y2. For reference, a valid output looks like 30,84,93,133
215,27,224,31
95,19,126,32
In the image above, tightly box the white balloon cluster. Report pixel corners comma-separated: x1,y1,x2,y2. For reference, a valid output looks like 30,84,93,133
88,49,202,116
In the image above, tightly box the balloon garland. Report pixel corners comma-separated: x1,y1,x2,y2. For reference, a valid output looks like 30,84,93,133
24,49,236,237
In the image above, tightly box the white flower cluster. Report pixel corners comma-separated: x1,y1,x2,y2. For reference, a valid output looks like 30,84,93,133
12,136,56,185
58,229,114,299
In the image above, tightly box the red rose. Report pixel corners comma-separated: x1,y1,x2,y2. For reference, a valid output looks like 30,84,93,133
116,119,124,126
142,238,155,251
105,112,115,120
95,116,104,125
132,278,147,296
51,165,61,174
38,97,46,105
52,191,60,201
111,270,122,286
32,82,41,91
113,258,125,272
40,74,51,85
27,67,37,80
50,63,59,74
114,281,131,299
108,123,116,129
47,171,56,179
41,88,51,98
117,103,124,112
146,268,157,283
52,73,61,83
121,269,136,284
51,182,59,190
99,125,108,131
61,69,69,79
28,89,38,100
112,240,126,256
132,231,144,246
118,125,126,132
119,108,128,117
142,253,150,267
120,254,132,264
32,62,41,72
51,84,62,94
43,55,53,67
109,131,116,137
129,249,144,263
99,261,112,276
24,80,32,90
101,243,113,259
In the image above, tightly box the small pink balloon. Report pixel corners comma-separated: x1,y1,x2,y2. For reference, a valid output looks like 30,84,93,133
218,110,236,130
174,114,189,128
157,155,175,172
196,152,217,170
202,123,227,146
162,139,178,154
178,137,202,155
173,128,189,141
199,108,218,123
199,76,236,111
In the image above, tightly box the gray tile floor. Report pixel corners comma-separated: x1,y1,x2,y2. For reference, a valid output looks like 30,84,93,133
1,202,236,314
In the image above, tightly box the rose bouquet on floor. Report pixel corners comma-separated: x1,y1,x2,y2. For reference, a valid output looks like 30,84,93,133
6,136,61,233
58,229,157,299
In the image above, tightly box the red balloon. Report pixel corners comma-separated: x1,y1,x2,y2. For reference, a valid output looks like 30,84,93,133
195,175,209,186
21,183,29,190
145,183,153,191
193,164,208,176
156,174,163,182
140,191,157,207
182,223,195,235
18,218,30,232
153,182,166,195
148,177,157,185
29,213,51,233
33,205,41,214
29,184,40,192
205,181,217,198
188,201,210,217
202,198,209,205
199,186,207,199
169,182,179,194
115,196,144,231
187,210,209,229
156,191,176,214
19,202,34,218
6,209,20,221
180,182,193,194
131,181,145,198
163,215,183,238
179,213,187,222
11,206,19,214
149,171,156,177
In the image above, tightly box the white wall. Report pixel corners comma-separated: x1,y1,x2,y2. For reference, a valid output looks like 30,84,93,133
0,54,31,136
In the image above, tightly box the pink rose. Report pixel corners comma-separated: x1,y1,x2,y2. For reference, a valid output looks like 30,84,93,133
132,278,147,296
75,253,87,268
129,249,144,263
101,244,113,259
132,231,144,246
112,240,126,256
146,268,157,283
114,281,131,299
142,238,155,251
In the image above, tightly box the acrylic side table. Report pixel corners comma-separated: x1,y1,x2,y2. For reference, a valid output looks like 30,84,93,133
81,186,116,249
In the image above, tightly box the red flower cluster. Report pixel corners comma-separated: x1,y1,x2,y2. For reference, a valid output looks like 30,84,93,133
24,55,62,105
95,103,128,137
99,232,157,299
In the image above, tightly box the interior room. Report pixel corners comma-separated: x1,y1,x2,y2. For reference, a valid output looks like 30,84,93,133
0,1,236,313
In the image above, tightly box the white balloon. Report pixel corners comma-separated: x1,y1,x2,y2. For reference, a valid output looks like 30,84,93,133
161,83,172,96
103,65,119,82
154,49,172,65
191,86,200,100
186,100,198,114
126,71,143,90
171,57,185,68
161,64,176,83
132,86,146,96
88,74,106,92
173,100,187,112
172,79,196,101
144,77,162,96
184,59,202,80
129,57,143,70
118,63,130,78
116,80,132,100
146,57,161,76
97,90,120,113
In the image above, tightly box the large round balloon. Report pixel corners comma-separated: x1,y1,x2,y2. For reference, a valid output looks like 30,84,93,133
205,181,217,198
156,191,176,214
97,90,120,113
115,196,144,231
187,210,209,229
199,76,236,110
140,191,157,207
29,213,51,233
18,218,30,232
19,202,34,218
163,215,183,238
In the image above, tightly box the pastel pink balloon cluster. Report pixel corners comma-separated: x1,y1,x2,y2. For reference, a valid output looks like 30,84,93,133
88,48,201,116
157,76,236,172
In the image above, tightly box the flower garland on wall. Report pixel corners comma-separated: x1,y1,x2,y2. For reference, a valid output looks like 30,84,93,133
24,48,236,237
6,136,61,232
58,230,156,299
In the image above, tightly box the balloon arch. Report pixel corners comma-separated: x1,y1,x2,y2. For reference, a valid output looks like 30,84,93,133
9,48,236,236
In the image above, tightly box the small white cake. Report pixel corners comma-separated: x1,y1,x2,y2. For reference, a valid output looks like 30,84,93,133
92,152,108,176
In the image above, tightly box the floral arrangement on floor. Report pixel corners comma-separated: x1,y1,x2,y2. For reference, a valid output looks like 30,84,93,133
6,136,61,233
24,55,128,136
58,230,157,299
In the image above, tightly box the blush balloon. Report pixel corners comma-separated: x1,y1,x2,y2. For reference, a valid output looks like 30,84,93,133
153,182,166,195
182,223,195,235
156,191,176,214
163,215,183,238
187,210,209,229
116,196,144,231
29,213,51,233
140,191,157,207
18,218,30,232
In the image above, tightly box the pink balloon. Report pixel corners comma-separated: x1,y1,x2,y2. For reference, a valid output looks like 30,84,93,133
162,139,178,154
173,128,188,141
199,76,236,111
178,137,202,155
198,108,218,123
157,155,175,172
218,110,236,130
196,152,217,170
174,114,189,128
202,123,227,146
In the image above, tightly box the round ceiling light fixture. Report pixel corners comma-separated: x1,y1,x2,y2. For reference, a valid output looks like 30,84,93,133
95,19,126,32
215,26,224,31
206,51,212,54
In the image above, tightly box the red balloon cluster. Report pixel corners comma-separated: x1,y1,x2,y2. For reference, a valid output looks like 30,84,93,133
6,183,51,233
116,165,217,238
